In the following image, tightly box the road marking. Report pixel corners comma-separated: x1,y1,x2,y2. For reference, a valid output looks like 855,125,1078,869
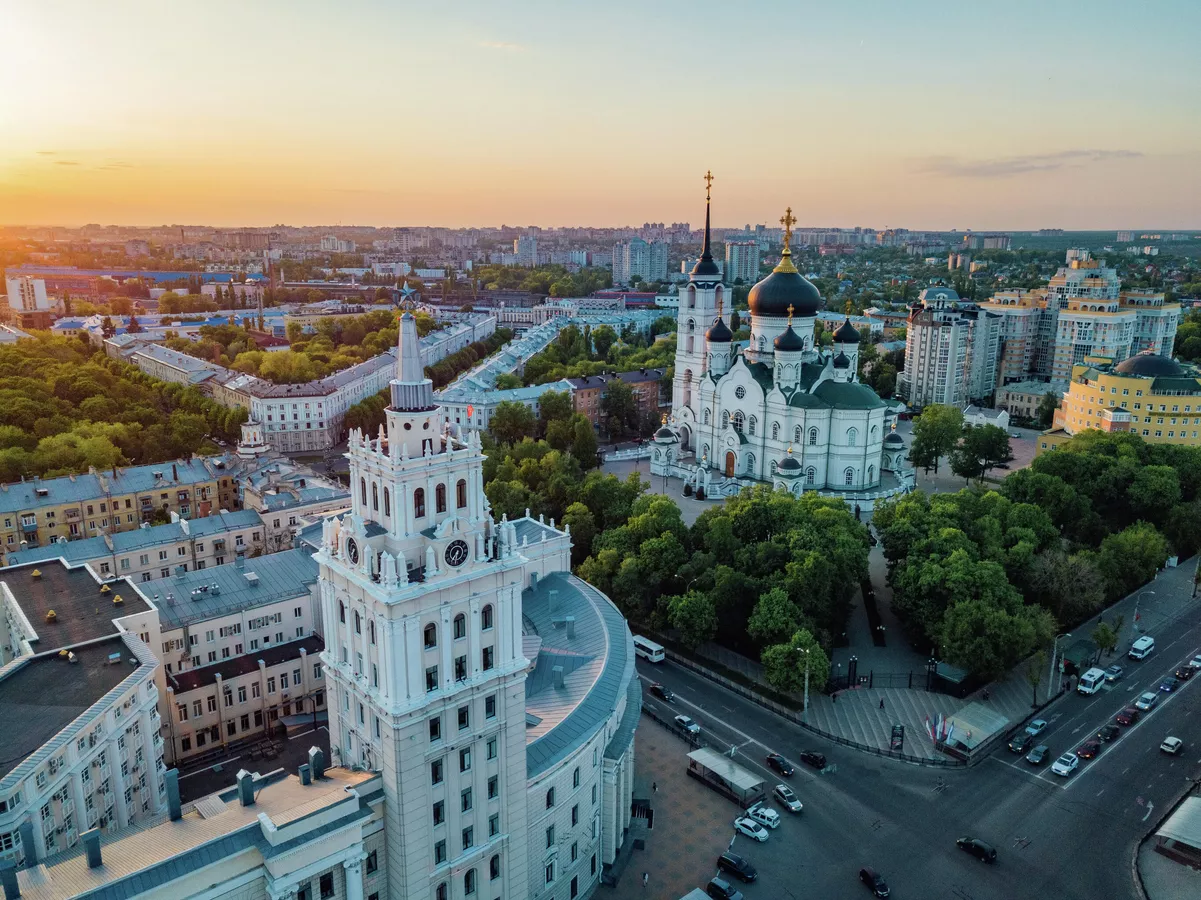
1096,789,1105,797
1144,801,1155,822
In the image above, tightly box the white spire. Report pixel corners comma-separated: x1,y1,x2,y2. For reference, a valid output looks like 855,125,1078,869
397,312,424,383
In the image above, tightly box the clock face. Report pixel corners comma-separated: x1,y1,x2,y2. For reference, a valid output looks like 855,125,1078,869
346,538,359,565
444,539,470,568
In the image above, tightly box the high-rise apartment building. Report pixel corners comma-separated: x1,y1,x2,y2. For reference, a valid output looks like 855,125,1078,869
612,238,668,285
899,287,1001,407
514,235,538,267
723,241,761,284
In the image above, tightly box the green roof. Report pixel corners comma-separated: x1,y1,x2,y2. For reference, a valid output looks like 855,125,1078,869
1150,376,1201,394
800,362,825,390
787,389,829,409
745,360,774,394
812,380,887,410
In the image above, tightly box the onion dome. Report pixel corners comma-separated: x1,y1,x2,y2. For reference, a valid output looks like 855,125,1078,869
748,207,823,318
654,425,677,442
706,316,733,342
777,447,802,476
833,351,851,369
884,430,905,447
1112,352,1184,377
774,324,805,352
833,317,861,344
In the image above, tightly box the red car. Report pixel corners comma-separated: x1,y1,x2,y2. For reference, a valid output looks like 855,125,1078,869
1076,739,1101,760
1115,707,1140,726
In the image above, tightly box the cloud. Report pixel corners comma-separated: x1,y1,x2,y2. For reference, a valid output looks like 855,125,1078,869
477,40,524,51
97,162,135,170
36,151,56,156
53,160,79,166
918,149,1143,178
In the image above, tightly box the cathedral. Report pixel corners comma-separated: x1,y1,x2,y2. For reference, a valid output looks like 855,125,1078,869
652,185,909,500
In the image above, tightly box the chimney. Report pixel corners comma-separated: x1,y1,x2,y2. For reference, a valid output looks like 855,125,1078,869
299,763,312,786
82,829,102,868
172,463,178,481
552,665,564,689
565,616,575,639
164,769,182,821
308,746,326,780
236,770,255,807
0,861,19,900
16,824,34,868
235,552,245,569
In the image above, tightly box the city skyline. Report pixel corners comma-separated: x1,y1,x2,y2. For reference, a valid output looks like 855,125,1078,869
3,0,1200,229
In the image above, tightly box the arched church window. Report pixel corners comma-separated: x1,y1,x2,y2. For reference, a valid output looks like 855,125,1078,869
414,488,426,518
808,427,818,445
795,425,802,443
369,619,376,644
746,452,755,473
703,409,711,425
748,416,757,436
384,488,391,516
770,460,778,475
806,467,816,485
372,482,379,511
847,427,858,447
424,623,437,649
844,467,855,486
868,464,876,484
360,478,367,506
722,411,730,428
871,425,879,440
702,443,710,461
436,483,447,514
772,422,780,440
687,319,695,333
457,479,467,509
338,601,346,623
733,411,745,433
757,336,765,352
683,369,692,384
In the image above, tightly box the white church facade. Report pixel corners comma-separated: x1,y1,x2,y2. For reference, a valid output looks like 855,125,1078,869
653,192,910,502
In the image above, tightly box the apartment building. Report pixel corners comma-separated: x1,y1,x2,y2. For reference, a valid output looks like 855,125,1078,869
0,459,238,565
898,288,1001,408
724,240,761,284
568,368,667,430
612,237,668,285
2,510,265,582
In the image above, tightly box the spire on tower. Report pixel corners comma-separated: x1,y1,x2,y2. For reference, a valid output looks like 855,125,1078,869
389,312,435,411
691,171,720,278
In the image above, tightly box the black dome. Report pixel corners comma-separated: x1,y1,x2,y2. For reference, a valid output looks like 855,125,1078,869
777,455,802,472
654,426,677,441
706,317,732,342
1113,352,1184,377
833,351,851,369
748,269,823,319
833,318,861,343
691,257,720,278
884,431,905,446
773,324,805,352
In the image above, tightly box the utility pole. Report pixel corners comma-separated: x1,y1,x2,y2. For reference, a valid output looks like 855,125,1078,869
1049,633,1070,703
797,646,811,722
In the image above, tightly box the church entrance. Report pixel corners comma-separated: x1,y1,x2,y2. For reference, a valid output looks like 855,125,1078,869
725,451,735,477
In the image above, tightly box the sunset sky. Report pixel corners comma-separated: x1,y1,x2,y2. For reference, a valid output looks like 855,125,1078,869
2,0,1199,230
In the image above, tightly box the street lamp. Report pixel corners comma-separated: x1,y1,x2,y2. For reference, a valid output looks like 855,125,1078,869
796,646,811,722
1049,632,1070,701
1134,590,1155,634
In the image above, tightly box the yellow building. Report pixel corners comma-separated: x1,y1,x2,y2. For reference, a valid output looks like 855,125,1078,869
1038,352,1201,454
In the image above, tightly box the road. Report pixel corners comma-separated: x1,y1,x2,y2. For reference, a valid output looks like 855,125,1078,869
638,642,1201,900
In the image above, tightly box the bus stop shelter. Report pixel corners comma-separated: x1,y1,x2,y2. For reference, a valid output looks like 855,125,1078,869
686,747,766,807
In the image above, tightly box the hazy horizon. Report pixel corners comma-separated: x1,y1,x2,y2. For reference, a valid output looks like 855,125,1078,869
4,0,1199,231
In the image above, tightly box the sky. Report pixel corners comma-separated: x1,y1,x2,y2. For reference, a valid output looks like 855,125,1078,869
2,0,1200,230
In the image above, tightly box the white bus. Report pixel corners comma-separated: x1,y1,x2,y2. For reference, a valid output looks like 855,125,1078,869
633,635,665,663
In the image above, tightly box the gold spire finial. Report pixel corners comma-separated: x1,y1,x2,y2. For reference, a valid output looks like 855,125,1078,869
704,170,714,201
787,445,794,456
661,413,668,425
716,293,724,317
787,304,794,326
773,206,799,274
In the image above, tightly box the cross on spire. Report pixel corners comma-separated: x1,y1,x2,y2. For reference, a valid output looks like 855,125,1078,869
787,303,795,325
704,170,714,201
780,206,796,250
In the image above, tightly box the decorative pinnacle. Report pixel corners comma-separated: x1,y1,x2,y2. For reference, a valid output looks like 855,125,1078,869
780,206,796,250
787,303,794,326
704,170,714,201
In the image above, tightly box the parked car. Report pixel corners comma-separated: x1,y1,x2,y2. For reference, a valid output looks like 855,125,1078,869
1051,752,1080,777
1025,744,1049,766
1160,736,1184,755
733,817,770,842
1104,664,1124,683
1174,665,1195,681
1135,691,1160,711
1096,724,1121,743
1008,732,1035,754
1025,718,1048,737
773,784,803,813
674,715,701,735
706,876,745,900
746,803,780,830
798,750,827,769
765,753,794,776
1076,739,1101,760
649,683,674,701
716,852,757,883
1115,707,1141,726
956,837,997,863
1189,654,1201,669
1159,677,1180,693
859,866,891,898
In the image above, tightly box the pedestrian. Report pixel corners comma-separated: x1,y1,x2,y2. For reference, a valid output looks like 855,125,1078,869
643,872,649,888
832,691,838,703
879,697,885,710
652,781,657,793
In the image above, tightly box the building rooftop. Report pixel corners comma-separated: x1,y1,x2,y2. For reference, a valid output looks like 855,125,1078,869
522,572,632,778
1,561,152,650
148,547,319,630
169,634,324,693
0,636,135,778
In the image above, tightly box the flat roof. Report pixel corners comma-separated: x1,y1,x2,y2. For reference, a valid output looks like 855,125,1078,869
686,748,765,793
1157,796,1201,850
169,635,324,693
1,561,152,650
0,636,133,778
943,702,1010,750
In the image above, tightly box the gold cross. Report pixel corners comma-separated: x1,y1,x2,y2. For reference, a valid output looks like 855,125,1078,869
787,303,794,325
704,170,714,201
780,206,796,249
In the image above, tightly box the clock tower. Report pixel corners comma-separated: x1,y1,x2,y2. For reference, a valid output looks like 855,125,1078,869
315,312,531,900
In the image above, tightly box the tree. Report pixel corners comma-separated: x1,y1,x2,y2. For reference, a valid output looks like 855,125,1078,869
746,587,802,647
1091,622,1118,658
1025,650,1046,707
489,401,536,446
667,591,718,648
909,404,963,473
494,373,522,389
591,325,617,360
562,502,597,568
537,390,574,435
601,380,638,440
949,424,1011,483
1035,391,1059,429
571,417,598,470
939,599,1053,681
1097,522,1169,601
761,629,830,695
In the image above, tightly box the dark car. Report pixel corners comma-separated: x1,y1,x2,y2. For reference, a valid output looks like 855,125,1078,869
765,753,794,777
859,866,890,897
706,877,744,900
717,852,757,883
1008,732,1035,754
1076,739,1101,760
1159,676,1180,693
1096,724,1121,743
1025,744,1049,766
649,683,674,702
1175,665,1195,681
956,837,997,863
1115,706,1141,726
798,750,827,770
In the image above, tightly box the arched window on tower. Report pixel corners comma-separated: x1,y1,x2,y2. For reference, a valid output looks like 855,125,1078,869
733,411,745,433
703,408,711,425
868,464,876,484
772,422,780,441
806,467,816,485
383,488,391,517
757,336,766,352
871,425,879,441
424,622,437,649
795,425,802,443
481,605,493,630
847,427,858,447
746,452,756,474
371,482,379,511
687,319,695,333
360,478,367,506
722,411,730,429
808,427,818,445
436,483,447,514
844,467,855,486
457,479,467,509
748,416,757,436
414,488,426,518
453,614,466,640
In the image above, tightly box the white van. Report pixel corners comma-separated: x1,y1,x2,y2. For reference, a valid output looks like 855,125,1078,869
1077,667,1107,694
1128,636,1155,660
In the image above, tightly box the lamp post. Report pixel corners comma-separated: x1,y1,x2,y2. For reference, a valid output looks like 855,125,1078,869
1049,632,1070,702
1134,590,1155,634
797,646,811,722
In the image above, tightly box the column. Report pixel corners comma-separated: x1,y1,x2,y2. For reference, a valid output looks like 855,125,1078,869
265,877,298,900
375,615,389,702
343,852,367,900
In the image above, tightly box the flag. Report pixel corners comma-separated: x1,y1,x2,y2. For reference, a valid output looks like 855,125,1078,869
945,721,955,744
925,715,934,740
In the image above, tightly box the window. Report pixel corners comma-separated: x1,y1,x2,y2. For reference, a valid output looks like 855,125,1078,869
360,478,367,506
573,767,580,788
485,694,496,719
458,705,470,731
455,655,467,681
487,737,497,760
490,855,501,880
414,488,426,518
748,415,757,436
461,787,473,812
734,385,746,399
808,427,818,445
571,875,579,898
844,467,854,486
488,775,498,799
320,873,334,899
426,666,439,692
339,602,346,624
572,804,579,826
424,623,437,649
483,646,494,671
847,427,858,447
435,840,447,865
454,614,467,640
546,788,555,808
433,800,445,826
371,482,378,511
732,411,745,433
545,862,555,885
436,483,447,514
592,784,597,804
571,841,578,862
772,422,780,440
481,605,493,630
431,758,444,784
546,825,555,848
464,869,476,896
429,716,442,742
366,850,378,874
457,479,467,509
462,826,473,851
460,748,471,772
354,611,361,634
489,813,500,837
